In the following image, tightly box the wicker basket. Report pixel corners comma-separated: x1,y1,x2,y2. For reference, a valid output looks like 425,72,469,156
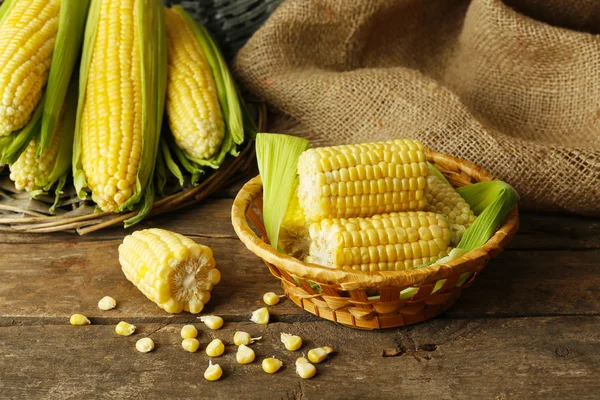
232,150,520,329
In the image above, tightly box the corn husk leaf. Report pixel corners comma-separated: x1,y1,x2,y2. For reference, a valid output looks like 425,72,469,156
38,0,90,154
257,133,310,251
73,0,167,227
0,0,16,23
427,162,452,187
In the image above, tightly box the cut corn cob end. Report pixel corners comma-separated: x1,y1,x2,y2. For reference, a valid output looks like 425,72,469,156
306,211,452,271
119,229,220,314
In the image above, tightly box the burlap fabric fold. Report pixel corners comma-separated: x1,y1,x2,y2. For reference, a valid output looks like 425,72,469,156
235,0,600,215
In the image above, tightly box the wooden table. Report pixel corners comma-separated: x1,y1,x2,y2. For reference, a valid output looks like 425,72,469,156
1,185,599,399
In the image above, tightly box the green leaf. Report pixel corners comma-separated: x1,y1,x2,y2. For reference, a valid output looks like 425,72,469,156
256,133,310,250
0,0,16,25
39,0,90,154
427,162,451,186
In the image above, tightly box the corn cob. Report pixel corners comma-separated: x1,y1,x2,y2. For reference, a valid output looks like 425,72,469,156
74,0,166,218
0,0,60,136
164,7,224,161
119,228,221,314
297,139,428,223
425,175,476,227
9,110,64,191
306,211,452,271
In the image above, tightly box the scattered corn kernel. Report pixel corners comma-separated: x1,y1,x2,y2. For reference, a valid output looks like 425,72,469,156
250,307,269,325
70,314,90,326
281,333,303,351
204,361,223,381
115,321,136,336
236,344,255,364
307,346,334,363
295,357,316,379
233,331,262,346
181,338,200,353
262,357,283,374
180,324,198,339
97,296,117,310
206,338,225,357
263,292,283,306
136,338,155,353
199,315,224,330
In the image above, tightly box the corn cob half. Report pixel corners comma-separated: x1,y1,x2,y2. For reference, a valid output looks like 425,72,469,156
0,0,60,136
297,139,429,223
74,0,167,223
119,228,221,314
164,7,225,161
306,211,452,272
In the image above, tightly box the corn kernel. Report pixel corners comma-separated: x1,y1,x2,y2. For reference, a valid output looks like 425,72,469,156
307,346,334,363
199,315,223,330
295,357,316,379
206,338,225,357
250,307,269,325
69,314,90,326
180,324,198,339
115,321,136,336
263,292,282,306
233,331,262,346
182,338,200,353
281,333,302,351
236,344,255,364
204,361,223,381
262,357,283,374
136,338,155,353
98,296,117,310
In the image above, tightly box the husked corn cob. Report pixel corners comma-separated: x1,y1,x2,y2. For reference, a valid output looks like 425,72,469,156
0,0,60,135
9,110,64,191
306,211,452,271
164,8,224,161
119,229,221,314
297,139,428,223
425,174,476,228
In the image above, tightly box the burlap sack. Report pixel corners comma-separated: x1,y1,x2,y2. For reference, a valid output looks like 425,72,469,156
235,0,600,215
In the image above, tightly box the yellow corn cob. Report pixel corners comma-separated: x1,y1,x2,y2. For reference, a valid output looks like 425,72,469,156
119,228,221,314
306,211,452,272
297,139,428,223
0,0,60,135
164,8,224,160
425,175,476,227
80,0,143,211
9,110,64,191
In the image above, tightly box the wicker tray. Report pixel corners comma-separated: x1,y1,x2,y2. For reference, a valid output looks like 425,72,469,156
232,149,520,329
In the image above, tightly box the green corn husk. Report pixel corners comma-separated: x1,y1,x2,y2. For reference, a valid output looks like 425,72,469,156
38,0,90,154
73,0,167,227
0,0,15,22
160,6,253,186
256,133,310,251
427,161,451,186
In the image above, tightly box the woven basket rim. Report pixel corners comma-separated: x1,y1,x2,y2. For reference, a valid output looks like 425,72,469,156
231,149,520,290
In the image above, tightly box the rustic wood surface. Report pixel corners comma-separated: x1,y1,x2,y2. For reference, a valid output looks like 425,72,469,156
0,178,599,399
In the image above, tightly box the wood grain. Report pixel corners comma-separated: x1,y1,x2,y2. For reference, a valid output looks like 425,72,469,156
0,318,598,399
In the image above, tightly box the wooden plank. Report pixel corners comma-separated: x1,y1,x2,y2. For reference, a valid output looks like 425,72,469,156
0,317,598,399
0,235,598,321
